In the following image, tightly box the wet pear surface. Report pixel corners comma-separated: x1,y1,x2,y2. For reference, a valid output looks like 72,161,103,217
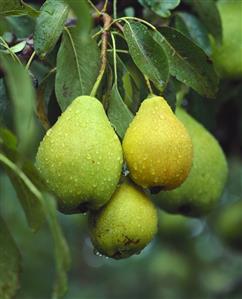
153,108,228,217
88,181,158,259
36,96,123,212
123,96,193,189
211,0,242,78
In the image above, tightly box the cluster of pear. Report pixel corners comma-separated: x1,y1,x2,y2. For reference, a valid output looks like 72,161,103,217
36,95,228,259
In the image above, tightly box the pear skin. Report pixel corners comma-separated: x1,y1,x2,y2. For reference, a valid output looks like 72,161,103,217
36,96,123,213
153,108,228,217
122,96,193,189
88,181,158,259
211,0,242,78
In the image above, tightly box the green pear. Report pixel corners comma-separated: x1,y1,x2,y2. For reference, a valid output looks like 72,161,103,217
214,201,242,251
211,0,242,78
36,96,123,213
88,181,158,259
152,108,228,217
122,96,193,190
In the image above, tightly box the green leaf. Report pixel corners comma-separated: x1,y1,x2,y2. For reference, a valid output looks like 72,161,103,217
108,52,130,105
0,55,39,157
34,0,69,57
114,54,145,112
8,40,26,53
123,21,169,92
0,153,45,231
138,0,180,18
174,12,211,55
0,216,21,299
42,193,71,298
0,153,70,297
0,127,17,150
0,0,38,17
65,0,92,36
117,53,148,111
153,27,218,98
0,78,10,125
0,0,25,16
55,28,100,111
5,15,36,38
192,0,222,44
107,84,133,139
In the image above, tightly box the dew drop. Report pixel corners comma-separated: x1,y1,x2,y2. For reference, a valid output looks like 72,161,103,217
93,248,103,257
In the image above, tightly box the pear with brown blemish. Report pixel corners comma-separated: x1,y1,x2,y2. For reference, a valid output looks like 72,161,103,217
88,181,158,259
122,96,193,190
36,96,123,213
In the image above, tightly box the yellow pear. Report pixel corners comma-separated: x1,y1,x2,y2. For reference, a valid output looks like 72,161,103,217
36,96,123,213
152,108,228,217
88,181,158,259
122,96,193,189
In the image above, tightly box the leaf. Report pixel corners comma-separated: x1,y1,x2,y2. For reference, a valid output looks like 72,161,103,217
0,54,39,156
115,54,145,111
0,127,17,151
55,28,100,111
34,0,69,57
0,78,10,125
36,69,56,130
153,27,218,98
0,153,70,297
117,53,149,111
5,15,36,38
0,0,25,16
9,40,27,53
192,0,222,44
123,21,169,92
108,52,130,105
65,0,92,35
0,0,38,17
174,12,211,55
0,153,45,231
138,0,180,18
0,216,21,299
41,193,71,298
1,41,27,53
107,84,133,139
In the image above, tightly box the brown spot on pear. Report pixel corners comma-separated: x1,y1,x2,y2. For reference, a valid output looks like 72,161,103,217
88,181,158,259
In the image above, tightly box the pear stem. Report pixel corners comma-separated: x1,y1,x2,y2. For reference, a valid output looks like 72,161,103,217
144,75,154,95
111,32,118,85
25,50,36,70
87,0,102,15
111,17,157,31
90,13,112,98
113,0,117,19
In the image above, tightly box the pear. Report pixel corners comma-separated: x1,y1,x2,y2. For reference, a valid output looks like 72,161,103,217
211,0,242,78
88,181,158,259
36,96,123,213
122,96,193,189
214,201,242,251
152,108,228,217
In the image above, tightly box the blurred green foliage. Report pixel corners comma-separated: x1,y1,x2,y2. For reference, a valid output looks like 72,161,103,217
1,0,242,298
1,154,242,299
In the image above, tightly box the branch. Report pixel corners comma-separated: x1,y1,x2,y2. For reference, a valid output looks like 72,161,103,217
90,13,112,98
